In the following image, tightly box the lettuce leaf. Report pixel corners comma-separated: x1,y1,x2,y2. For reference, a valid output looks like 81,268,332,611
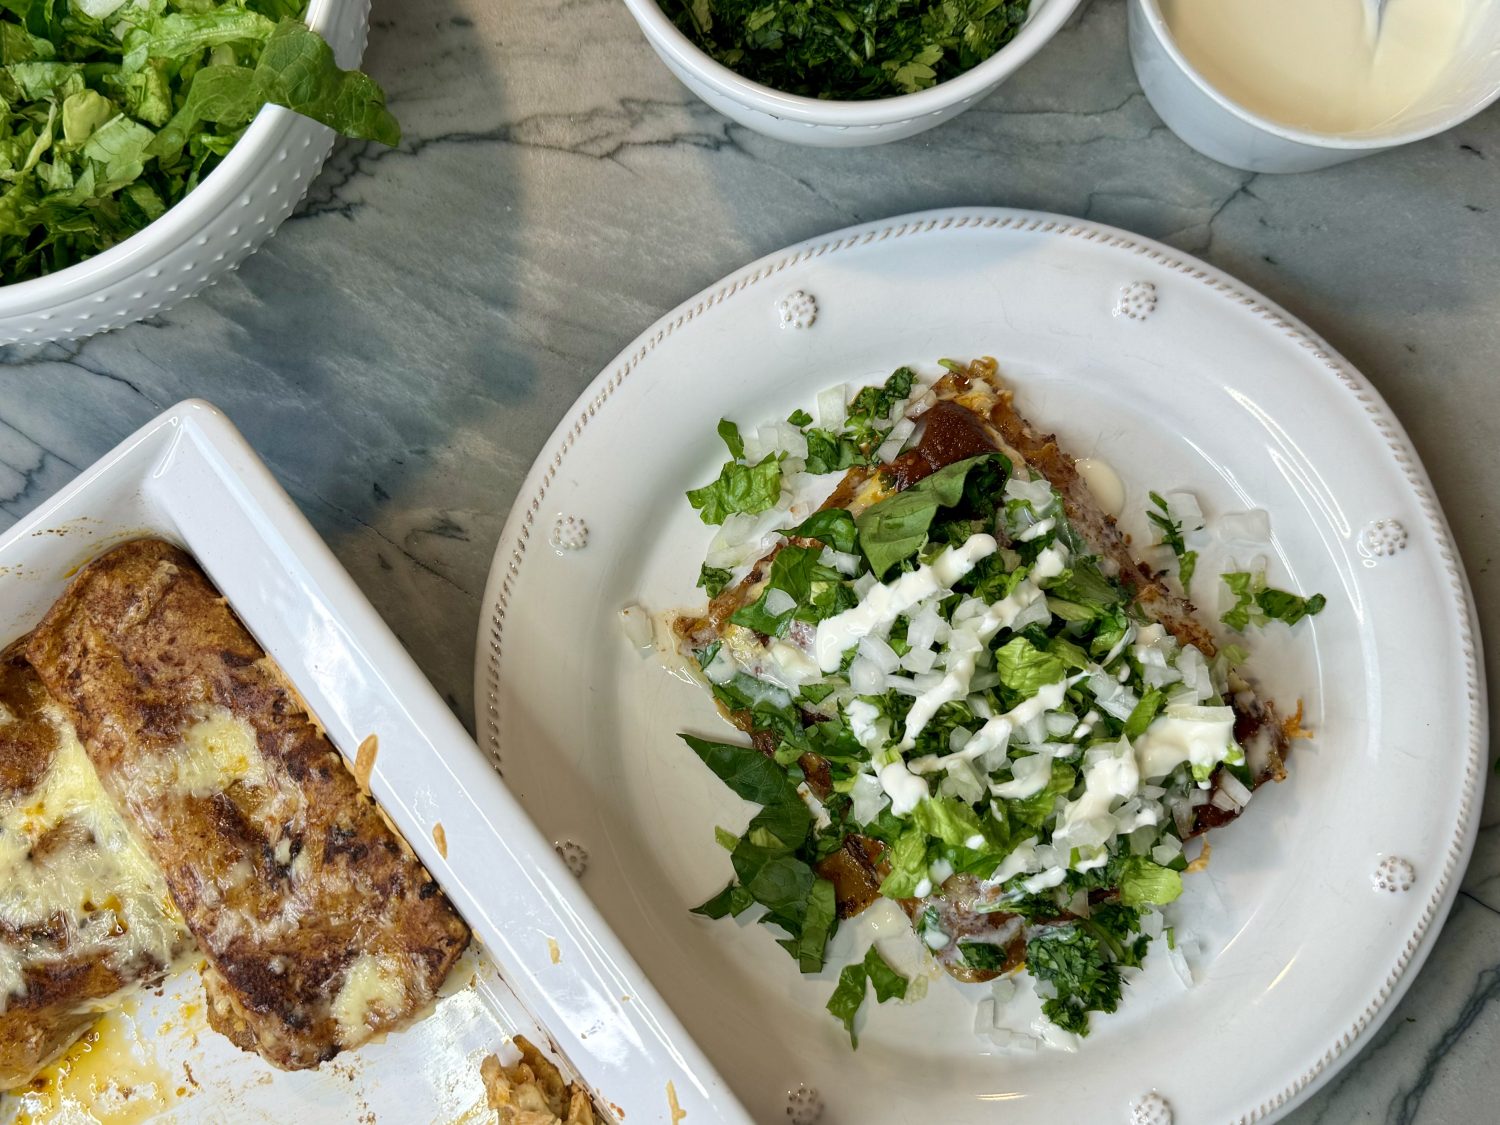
855,454,994,579
0,5,398,284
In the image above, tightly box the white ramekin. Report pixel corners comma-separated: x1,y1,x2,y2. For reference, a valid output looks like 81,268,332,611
621,0,1082,148
1129,0,1500,174
0,0,370,346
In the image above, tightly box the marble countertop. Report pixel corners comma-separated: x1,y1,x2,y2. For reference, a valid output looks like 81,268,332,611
1,0,1496,1120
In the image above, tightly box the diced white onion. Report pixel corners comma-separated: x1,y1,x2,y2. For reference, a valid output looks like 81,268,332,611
1151,838,1183,866
888,417,916,445
618,604,653,651
907,389,937,418
1218,771,1253,808
1189,789,1210,807
901,646,937,674
1169,796,1194,835
763,588,797,616
1139,910,1164,939
1210,789,1238,810
973,997,997,1038
886,675,922,697
825,549,863,576
1216,508,1271,544
849,657,885,696
1163,490,1204,532
818,386,847,429
1087,671,1139,721
858,636,901,674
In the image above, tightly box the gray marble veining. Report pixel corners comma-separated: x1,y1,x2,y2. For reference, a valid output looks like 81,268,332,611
1,0,1496,1120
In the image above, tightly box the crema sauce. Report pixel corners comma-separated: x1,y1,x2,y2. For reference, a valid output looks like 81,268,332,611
1159,0,1473,134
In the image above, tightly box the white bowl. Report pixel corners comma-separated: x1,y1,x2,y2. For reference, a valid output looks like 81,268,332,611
621,0,1082,147
0,0,371,346
1129,0,1500,173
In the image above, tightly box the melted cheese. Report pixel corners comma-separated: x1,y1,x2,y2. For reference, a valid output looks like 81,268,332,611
331,952,409,1044
170,710,267,798
0,711,183,1010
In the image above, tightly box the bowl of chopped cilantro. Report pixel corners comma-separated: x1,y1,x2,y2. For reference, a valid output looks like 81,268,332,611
0,0,396,344
624,0,1081,146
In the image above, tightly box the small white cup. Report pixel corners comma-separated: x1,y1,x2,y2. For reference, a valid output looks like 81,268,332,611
1128,0,1500,173
622,0,1081,148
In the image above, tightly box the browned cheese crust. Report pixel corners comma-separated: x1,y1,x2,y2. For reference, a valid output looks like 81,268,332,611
25,541,470,1071
0,642,187,1089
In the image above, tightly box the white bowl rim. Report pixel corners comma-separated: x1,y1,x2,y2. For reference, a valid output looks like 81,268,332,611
1133,0,1500,151
621,0,1082,125
0,0,340,313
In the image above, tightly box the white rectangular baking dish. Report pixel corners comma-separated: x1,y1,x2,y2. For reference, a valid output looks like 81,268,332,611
0,400,747,1124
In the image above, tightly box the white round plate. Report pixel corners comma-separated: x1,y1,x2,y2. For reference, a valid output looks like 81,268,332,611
477,209,1485,1125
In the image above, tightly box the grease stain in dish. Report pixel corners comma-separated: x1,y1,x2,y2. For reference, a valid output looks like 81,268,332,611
12,1004,178,1125
354,733,379,791
433,821,448,858
667,1080,687,1123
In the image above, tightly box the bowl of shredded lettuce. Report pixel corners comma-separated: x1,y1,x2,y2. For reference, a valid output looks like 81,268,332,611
0,0,395,344
623,0,1080,147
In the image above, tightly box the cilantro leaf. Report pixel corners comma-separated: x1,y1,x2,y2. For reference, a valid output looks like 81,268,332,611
957,940,1010,972
1025,923,1123,1036
687,453,782,524
804,428,864,475
1220,571,1327,630
1147,492,1199,590
787,408,813,428
1258,587,1327,625
697,563,732,598
729,545,845,636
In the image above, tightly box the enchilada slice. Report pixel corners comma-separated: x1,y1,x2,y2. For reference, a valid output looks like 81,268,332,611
672,359,1314,1035
0,642,188,1089
26,540,470,1071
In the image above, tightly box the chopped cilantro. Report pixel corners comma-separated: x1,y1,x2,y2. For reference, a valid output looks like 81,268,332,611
1147,492,1198,590
663,0,1034,101
1025,923,1123,1036
1220,571,1327,630
957,941,1010,972
697,563,733,598
787,408,813,428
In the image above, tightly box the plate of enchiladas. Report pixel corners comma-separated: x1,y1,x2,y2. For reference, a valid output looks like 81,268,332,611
480,210,1485,1124
0,403,747,1124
